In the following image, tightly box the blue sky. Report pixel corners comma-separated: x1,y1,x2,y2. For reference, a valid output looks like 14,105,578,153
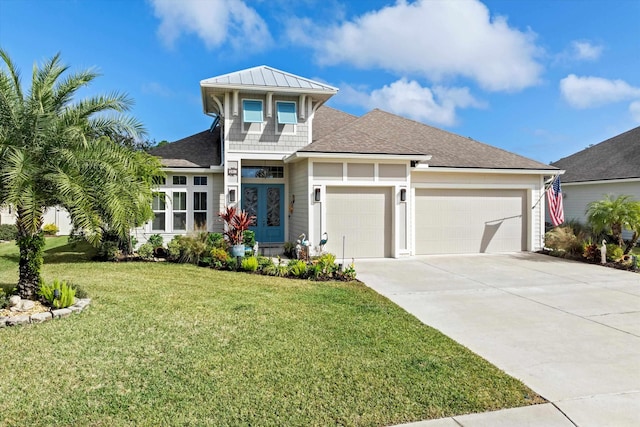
1,0,638,164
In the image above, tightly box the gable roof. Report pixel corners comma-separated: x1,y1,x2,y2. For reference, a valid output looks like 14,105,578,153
302,108,555,170
551,126,640,182
200,66,338,93
312,106,358,142
148,128,221,168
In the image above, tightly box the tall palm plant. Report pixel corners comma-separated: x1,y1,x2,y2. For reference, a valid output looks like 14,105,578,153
586,194,640,254
0,49,162,298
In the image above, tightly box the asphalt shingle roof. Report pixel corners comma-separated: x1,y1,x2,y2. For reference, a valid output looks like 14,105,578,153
303,108,555,170
551,126,640,182
148,128,221,168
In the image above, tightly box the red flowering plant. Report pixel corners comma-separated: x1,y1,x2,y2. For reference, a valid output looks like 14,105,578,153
218,206,255,246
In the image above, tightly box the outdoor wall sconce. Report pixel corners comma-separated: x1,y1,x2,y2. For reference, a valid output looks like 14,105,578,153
229,189,236,203
314,187,321,202
400,188,407,202
227,167,238,176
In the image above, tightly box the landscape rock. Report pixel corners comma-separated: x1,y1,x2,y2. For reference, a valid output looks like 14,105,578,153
0,316,6,328
8,295,20,307
69,305,83,314
30,312,52,323
6,315,30,326
9,300,36,312
52,308,72,318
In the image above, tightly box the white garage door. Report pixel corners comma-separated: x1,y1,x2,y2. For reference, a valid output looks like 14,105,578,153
415,189,526,254
326,187,392,258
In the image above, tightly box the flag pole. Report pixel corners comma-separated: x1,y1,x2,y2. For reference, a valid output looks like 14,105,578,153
531,172,561,210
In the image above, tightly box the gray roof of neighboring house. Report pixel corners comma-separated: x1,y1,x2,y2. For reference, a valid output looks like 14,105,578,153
551,126,640,182
200,65,338,93
303,108,556,170
148,128,221,168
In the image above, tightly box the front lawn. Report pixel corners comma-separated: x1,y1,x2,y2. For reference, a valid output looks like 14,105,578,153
0,238,542,426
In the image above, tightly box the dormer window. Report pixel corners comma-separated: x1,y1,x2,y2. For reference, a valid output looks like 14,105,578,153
276,101,297,125
243,100,263,123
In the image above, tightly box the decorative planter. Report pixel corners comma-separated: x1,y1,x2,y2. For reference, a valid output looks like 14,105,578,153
230,244,245,257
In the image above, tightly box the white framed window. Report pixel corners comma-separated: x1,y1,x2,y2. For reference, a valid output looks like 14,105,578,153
172,175,187,185
172,192,187,231
152,192,166,231
193,192,207,230
194,176,207,186
276,101,297,124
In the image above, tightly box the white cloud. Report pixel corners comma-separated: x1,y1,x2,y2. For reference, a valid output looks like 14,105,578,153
339,78,485,126
560,74,640,108
630,101,640,123
150,0,272,51
571,41,603,61
293,0,542,92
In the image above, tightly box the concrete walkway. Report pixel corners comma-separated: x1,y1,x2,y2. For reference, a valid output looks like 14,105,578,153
357,253,640,427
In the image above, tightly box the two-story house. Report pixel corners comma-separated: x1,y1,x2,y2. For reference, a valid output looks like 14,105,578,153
143,66,558,258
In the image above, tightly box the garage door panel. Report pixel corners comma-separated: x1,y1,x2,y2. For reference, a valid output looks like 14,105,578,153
415,189,525,254
326,187,391,258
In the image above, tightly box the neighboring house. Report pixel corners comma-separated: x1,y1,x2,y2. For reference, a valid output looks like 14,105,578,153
0,205,73,235
551,126,640,236
141,65,557,258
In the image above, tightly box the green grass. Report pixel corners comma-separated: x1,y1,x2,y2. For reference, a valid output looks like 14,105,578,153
0,238,542,426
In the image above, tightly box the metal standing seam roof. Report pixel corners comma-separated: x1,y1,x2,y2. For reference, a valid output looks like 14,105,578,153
200,65,338,93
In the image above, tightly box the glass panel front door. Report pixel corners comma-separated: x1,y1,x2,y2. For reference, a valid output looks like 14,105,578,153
242,184,284,243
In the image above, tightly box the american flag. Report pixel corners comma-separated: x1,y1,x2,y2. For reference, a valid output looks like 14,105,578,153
547,176,564,226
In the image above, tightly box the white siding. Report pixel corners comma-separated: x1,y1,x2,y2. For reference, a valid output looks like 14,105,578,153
560,180,640,239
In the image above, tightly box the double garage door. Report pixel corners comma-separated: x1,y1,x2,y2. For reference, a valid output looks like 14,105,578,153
325,186,526,258
415,188,526,255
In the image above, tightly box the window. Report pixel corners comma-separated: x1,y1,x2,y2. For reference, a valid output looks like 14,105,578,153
194,176,207,186
173,192,187,230
276,101,297,124
153,176,166,185
152,192,166,231
241,166,284,179
193,192,207,230
242,100,263,123
172,175,187,185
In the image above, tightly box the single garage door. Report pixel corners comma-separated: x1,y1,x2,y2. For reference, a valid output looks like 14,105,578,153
415,188,526,254
326,187,392,258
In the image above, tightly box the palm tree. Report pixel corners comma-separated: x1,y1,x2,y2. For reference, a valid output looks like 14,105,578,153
586,194,640,254
0,49,162,298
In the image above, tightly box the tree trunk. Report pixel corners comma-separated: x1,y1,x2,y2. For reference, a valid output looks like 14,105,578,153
624,231,638,255
16,211,45,299
612,223,624,247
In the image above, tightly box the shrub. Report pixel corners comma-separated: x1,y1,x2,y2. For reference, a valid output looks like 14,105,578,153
257,256,274,271
42,223,59,236
68,228,87,246
316,253,337,276
287,259,308,278
207,232,225,250
148,234,163,248
606,244,624,262
210,247,231,269
545,226,584,256
283,241,296,258
341,261,357,281
583,242,600,262
137,243,154,260
97,241,121,261
167,235,208,265
243,230,256,248
39,279,76,309
0,224,17,241
70,283,88,299
241,256,259,272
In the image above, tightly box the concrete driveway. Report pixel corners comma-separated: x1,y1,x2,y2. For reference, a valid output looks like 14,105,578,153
357,253,640,427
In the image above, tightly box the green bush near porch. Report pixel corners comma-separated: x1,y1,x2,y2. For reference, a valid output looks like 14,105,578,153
0,237,543,426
